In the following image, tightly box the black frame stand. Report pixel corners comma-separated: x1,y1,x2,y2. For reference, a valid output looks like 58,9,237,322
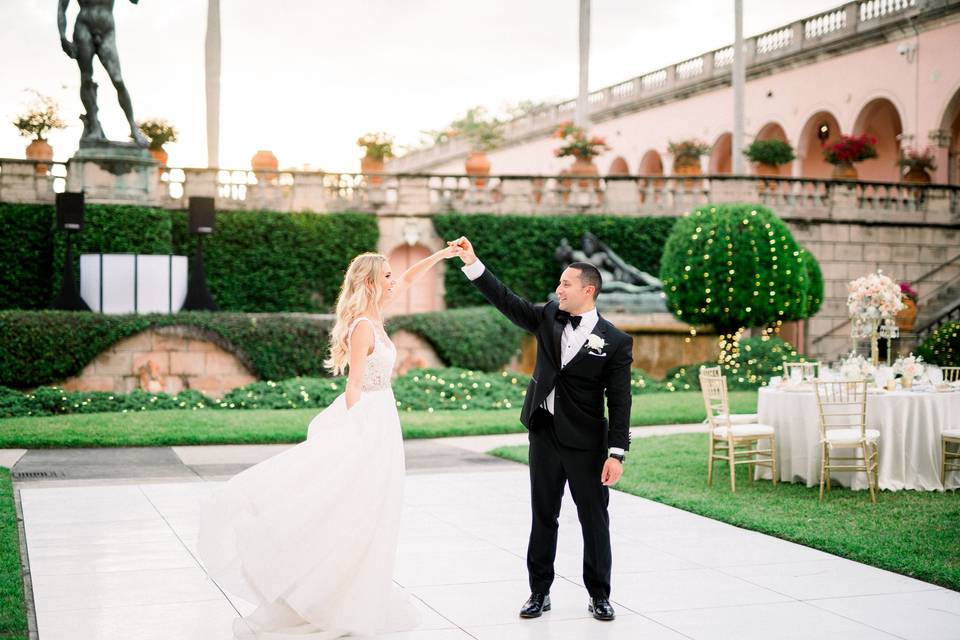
52,230,91,311
181,235,219,311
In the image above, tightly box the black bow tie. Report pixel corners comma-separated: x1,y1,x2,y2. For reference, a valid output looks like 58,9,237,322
556,310,582,329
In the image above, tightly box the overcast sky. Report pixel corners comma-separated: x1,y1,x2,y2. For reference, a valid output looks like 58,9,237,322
0,0,841,171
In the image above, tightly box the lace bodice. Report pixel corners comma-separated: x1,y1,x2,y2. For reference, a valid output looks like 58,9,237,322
348,317,396,391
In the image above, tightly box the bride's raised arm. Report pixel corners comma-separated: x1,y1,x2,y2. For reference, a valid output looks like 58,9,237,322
384,245,459,310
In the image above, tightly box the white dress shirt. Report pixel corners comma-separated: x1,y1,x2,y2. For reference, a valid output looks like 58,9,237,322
462,259,625,458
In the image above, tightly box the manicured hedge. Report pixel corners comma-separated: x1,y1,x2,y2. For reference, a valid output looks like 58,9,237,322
660,204,813,333
0,307,528,389
388,306,524,371
916,321,960,366
0,203,55,310
432,213,677,308
0,203,378,313
0,311,334,388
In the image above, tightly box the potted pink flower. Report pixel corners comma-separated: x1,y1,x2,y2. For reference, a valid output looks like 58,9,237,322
553,120,610,184
897,147,936,184
896,281,918,331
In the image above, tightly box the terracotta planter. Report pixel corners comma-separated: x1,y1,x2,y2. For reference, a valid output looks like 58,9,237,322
150,147,168,167
465,151,491,187
568,157,599,187
360,156,385,185
901,166,931,184
831,161,857,180
251,149,279,172
673,157,701,189
754,162,781,192
26,139,53,176
895,298,918,332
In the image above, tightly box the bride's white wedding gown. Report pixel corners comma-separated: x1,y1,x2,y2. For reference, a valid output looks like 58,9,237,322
197,318,421,639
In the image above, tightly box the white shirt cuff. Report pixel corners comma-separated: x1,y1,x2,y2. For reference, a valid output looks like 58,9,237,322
461,259,486,281
609,447,625,457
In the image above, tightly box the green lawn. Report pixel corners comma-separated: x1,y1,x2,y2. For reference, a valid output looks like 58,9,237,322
0,469,26,640
491,434,960,591
0,391,756,448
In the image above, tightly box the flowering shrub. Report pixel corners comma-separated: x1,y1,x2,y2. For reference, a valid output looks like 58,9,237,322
552,120,610,159
822,134,878,165
916,321,960,366
896,146,936,172
899,281,918,302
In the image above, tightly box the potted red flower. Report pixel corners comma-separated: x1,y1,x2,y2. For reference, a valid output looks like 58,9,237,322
553,120,610,184
823,134,877,180
897,146,936,184
895,281,918,331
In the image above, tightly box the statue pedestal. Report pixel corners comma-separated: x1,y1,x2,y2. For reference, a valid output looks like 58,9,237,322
67,141,159,203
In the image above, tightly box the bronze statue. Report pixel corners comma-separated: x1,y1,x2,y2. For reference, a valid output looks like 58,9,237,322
58,0,149,147
555,233,666,313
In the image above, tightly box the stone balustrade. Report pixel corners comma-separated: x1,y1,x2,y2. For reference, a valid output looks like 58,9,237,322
3,158,956,225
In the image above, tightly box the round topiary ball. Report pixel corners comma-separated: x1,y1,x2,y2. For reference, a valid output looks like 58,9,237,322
916,321,960,366
659,203,810,334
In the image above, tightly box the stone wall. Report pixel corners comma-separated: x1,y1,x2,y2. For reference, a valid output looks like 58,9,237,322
57,326,257,399
794,221,960,362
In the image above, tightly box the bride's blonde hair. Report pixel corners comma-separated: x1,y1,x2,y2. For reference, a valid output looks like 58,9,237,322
324,252,388,375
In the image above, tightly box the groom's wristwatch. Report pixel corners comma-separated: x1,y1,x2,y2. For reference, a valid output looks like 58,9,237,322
609,453,625,463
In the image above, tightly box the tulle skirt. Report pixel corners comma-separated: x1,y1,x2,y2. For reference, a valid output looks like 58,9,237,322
197,388,420,639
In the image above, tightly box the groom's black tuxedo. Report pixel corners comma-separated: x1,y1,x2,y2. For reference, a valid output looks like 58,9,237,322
467,264,634,600
470,267,634,452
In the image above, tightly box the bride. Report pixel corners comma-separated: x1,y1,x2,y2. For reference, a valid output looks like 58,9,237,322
197,247,460,639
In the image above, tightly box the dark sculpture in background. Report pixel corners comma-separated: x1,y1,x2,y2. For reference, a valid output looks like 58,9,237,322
554,233,667,313
58,0,149,148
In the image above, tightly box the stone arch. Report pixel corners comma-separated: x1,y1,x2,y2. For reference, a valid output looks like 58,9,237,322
852,97,903,182
939,84,960,184
607,156,630,176
386,243,437,315
708,132,732,174
797,110,843,179
756,121,789,143
638,149,664,175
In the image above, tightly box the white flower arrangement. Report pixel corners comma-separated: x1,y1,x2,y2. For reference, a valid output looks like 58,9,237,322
839,352,876,380
892,354,925,381
847,271,905,320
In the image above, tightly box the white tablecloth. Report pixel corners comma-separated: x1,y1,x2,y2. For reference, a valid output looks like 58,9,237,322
756,386,960,491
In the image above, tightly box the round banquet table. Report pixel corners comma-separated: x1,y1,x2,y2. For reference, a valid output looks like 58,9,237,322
756,386,960,491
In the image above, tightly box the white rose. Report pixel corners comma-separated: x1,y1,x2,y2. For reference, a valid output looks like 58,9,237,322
586,335,606,351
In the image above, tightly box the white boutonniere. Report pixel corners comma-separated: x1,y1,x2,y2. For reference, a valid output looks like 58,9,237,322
586,334,606,354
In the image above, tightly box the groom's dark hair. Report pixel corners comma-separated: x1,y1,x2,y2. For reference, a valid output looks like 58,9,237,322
567,262,602,299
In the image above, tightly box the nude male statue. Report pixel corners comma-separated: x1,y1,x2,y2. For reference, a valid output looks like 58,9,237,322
58,0,149,147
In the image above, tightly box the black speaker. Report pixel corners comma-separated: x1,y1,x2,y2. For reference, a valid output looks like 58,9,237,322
189,196,215,234
56,192,85,231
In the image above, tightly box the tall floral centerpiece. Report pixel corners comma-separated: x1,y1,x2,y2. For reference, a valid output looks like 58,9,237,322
553,120,610,184
823,134,877,180
847,271,906,366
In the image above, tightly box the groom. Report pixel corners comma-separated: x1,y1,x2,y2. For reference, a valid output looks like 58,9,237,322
450,236,633,622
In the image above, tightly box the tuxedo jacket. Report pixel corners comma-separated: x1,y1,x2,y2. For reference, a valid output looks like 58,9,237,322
471,267,633,452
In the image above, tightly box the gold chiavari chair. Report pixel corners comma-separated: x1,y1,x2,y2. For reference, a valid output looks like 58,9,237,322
942,429,960,486
698,365,758,424
813,379,879,503
941,367,960,383
700,372,778,492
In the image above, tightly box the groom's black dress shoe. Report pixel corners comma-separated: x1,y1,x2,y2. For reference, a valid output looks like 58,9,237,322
588,597,615,621
519,592,551,618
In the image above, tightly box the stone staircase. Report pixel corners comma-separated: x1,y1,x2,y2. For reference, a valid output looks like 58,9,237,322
914,255,960,341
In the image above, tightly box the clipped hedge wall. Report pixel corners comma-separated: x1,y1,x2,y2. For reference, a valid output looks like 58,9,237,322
0,203,378,313
0,306,527,389
432,213,677,308
0,311,334,388
388,306,525,371
0,203,56,310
